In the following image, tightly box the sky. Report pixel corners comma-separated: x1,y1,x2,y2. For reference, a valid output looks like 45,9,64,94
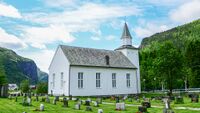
0,0,200,73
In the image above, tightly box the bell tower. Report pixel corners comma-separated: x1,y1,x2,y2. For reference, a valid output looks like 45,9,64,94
115,22,141,93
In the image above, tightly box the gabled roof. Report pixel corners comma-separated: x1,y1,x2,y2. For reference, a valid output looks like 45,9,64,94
121,22,132,39
60,45,137,69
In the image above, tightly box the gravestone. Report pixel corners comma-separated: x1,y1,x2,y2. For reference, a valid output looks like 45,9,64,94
128,98,132,102
96,98,102,104
115,97,120,103
138,106,147,112
85,106,92,111
142,101,151,108
46,95,50,103
53,98,56,105
69,95,72,100
115,103,125,110
98,109,103,113
175,96,184,104
40,104,44,111
0,85,8,98
41,97,45,102
191,94,199,103
93,101,99,107
75,103,81,110
63,97,68,107
55,96,59,101
27,97,32,106
85,100,90,106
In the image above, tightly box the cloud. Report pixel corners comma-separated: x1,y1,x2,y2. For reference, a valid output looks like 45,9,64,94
133,23,169,38
42,0,76,7
20,49,54,72
91,36,101,41
105,35,116,40
0,2,22,18
24,3,141,31
0,27,27,49
169,0,200,23
22,25,75,49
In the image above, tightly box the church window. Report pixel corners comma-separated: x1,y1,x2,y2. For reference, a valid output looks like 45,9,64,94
60,72,64,89
78,72,83,88
96,73,101,88
112,73,116,88
126,73,130,87
105,55,110,65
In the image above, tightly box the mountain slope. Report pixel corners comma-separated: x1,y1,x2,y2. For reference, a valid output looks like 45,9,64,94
0,47,48,85
141,19,200,49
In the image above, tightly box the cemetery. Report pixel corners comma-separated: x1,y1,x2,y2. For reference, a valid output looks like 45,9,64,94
0,93,200,113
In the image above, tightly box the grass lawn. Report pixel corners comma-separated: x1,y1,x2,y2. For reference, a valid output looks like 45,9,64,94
0,95,200,113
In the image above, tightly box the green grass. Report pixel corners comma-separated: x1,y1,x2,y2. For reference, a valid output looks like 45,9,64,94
0,96,200,113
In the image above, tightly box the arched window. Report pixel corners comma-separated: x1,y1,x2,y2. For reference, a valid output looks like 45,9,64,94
105,55,110,65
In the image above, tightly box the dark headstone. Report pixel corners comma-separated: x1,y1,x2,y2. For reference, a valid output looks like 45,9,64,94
15,97,18,102
85,100,90,106
55,96,59,101
63,97,68,107
138,106,147,112
142,101,151,108
115,97,120,103
85,106,92,111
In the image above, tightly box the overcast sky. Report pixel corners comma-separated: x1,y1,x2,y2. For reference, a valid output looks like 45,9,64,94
0,0,200,72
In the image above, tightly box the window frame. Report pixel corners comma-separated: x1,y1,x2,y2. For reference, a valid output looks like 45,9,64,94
126,73,131,88
112,73,116,88
96,73,101,88
78,72,83,89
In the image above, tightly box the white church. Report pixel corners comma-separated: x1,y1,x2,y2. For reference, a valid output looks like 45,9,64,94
48,23,141,96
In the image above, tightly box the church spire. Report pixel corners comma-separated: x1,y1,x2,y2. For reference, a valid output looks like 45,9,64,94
121,22,132,46
121,22,132,39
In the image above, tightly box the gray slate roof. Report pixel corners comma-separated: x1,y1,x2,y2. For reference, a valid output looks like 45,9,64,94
60,45,137,69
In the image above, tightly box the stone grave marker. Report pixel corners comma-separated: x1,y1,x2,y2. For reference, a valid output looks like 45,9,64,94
41,97,45,102
69,95,72,100
46,95,50,103
115,97,120,103
40,104,44,111
85,106,92,111
63,97,68,107
85,100,90,106
128,98,132,102
93,101,99,107
75,103,81,110
142,101,151,108
163,98,174,113
138,106,147,112
96,98,102,104
53,98,56,105
55,96,59,101
191,94,199,103
98,109,103,113
115,103,125,110
27,97,32,106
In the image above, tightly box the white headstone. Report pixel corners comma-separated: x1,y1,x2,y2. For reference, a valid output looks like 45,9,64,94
40,104,44,111
116,103,125,110
98,109,103,113
75,104,80,110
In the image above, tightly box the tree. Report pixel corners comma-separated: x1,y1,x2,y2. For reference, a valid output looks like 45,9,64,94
20,80,30,93
36,82,48,94
155,41,183,96
185,38,200,87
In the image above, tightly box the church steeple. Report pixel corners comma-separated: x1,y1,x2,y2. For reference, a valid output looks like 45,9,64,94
121,22,132,46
